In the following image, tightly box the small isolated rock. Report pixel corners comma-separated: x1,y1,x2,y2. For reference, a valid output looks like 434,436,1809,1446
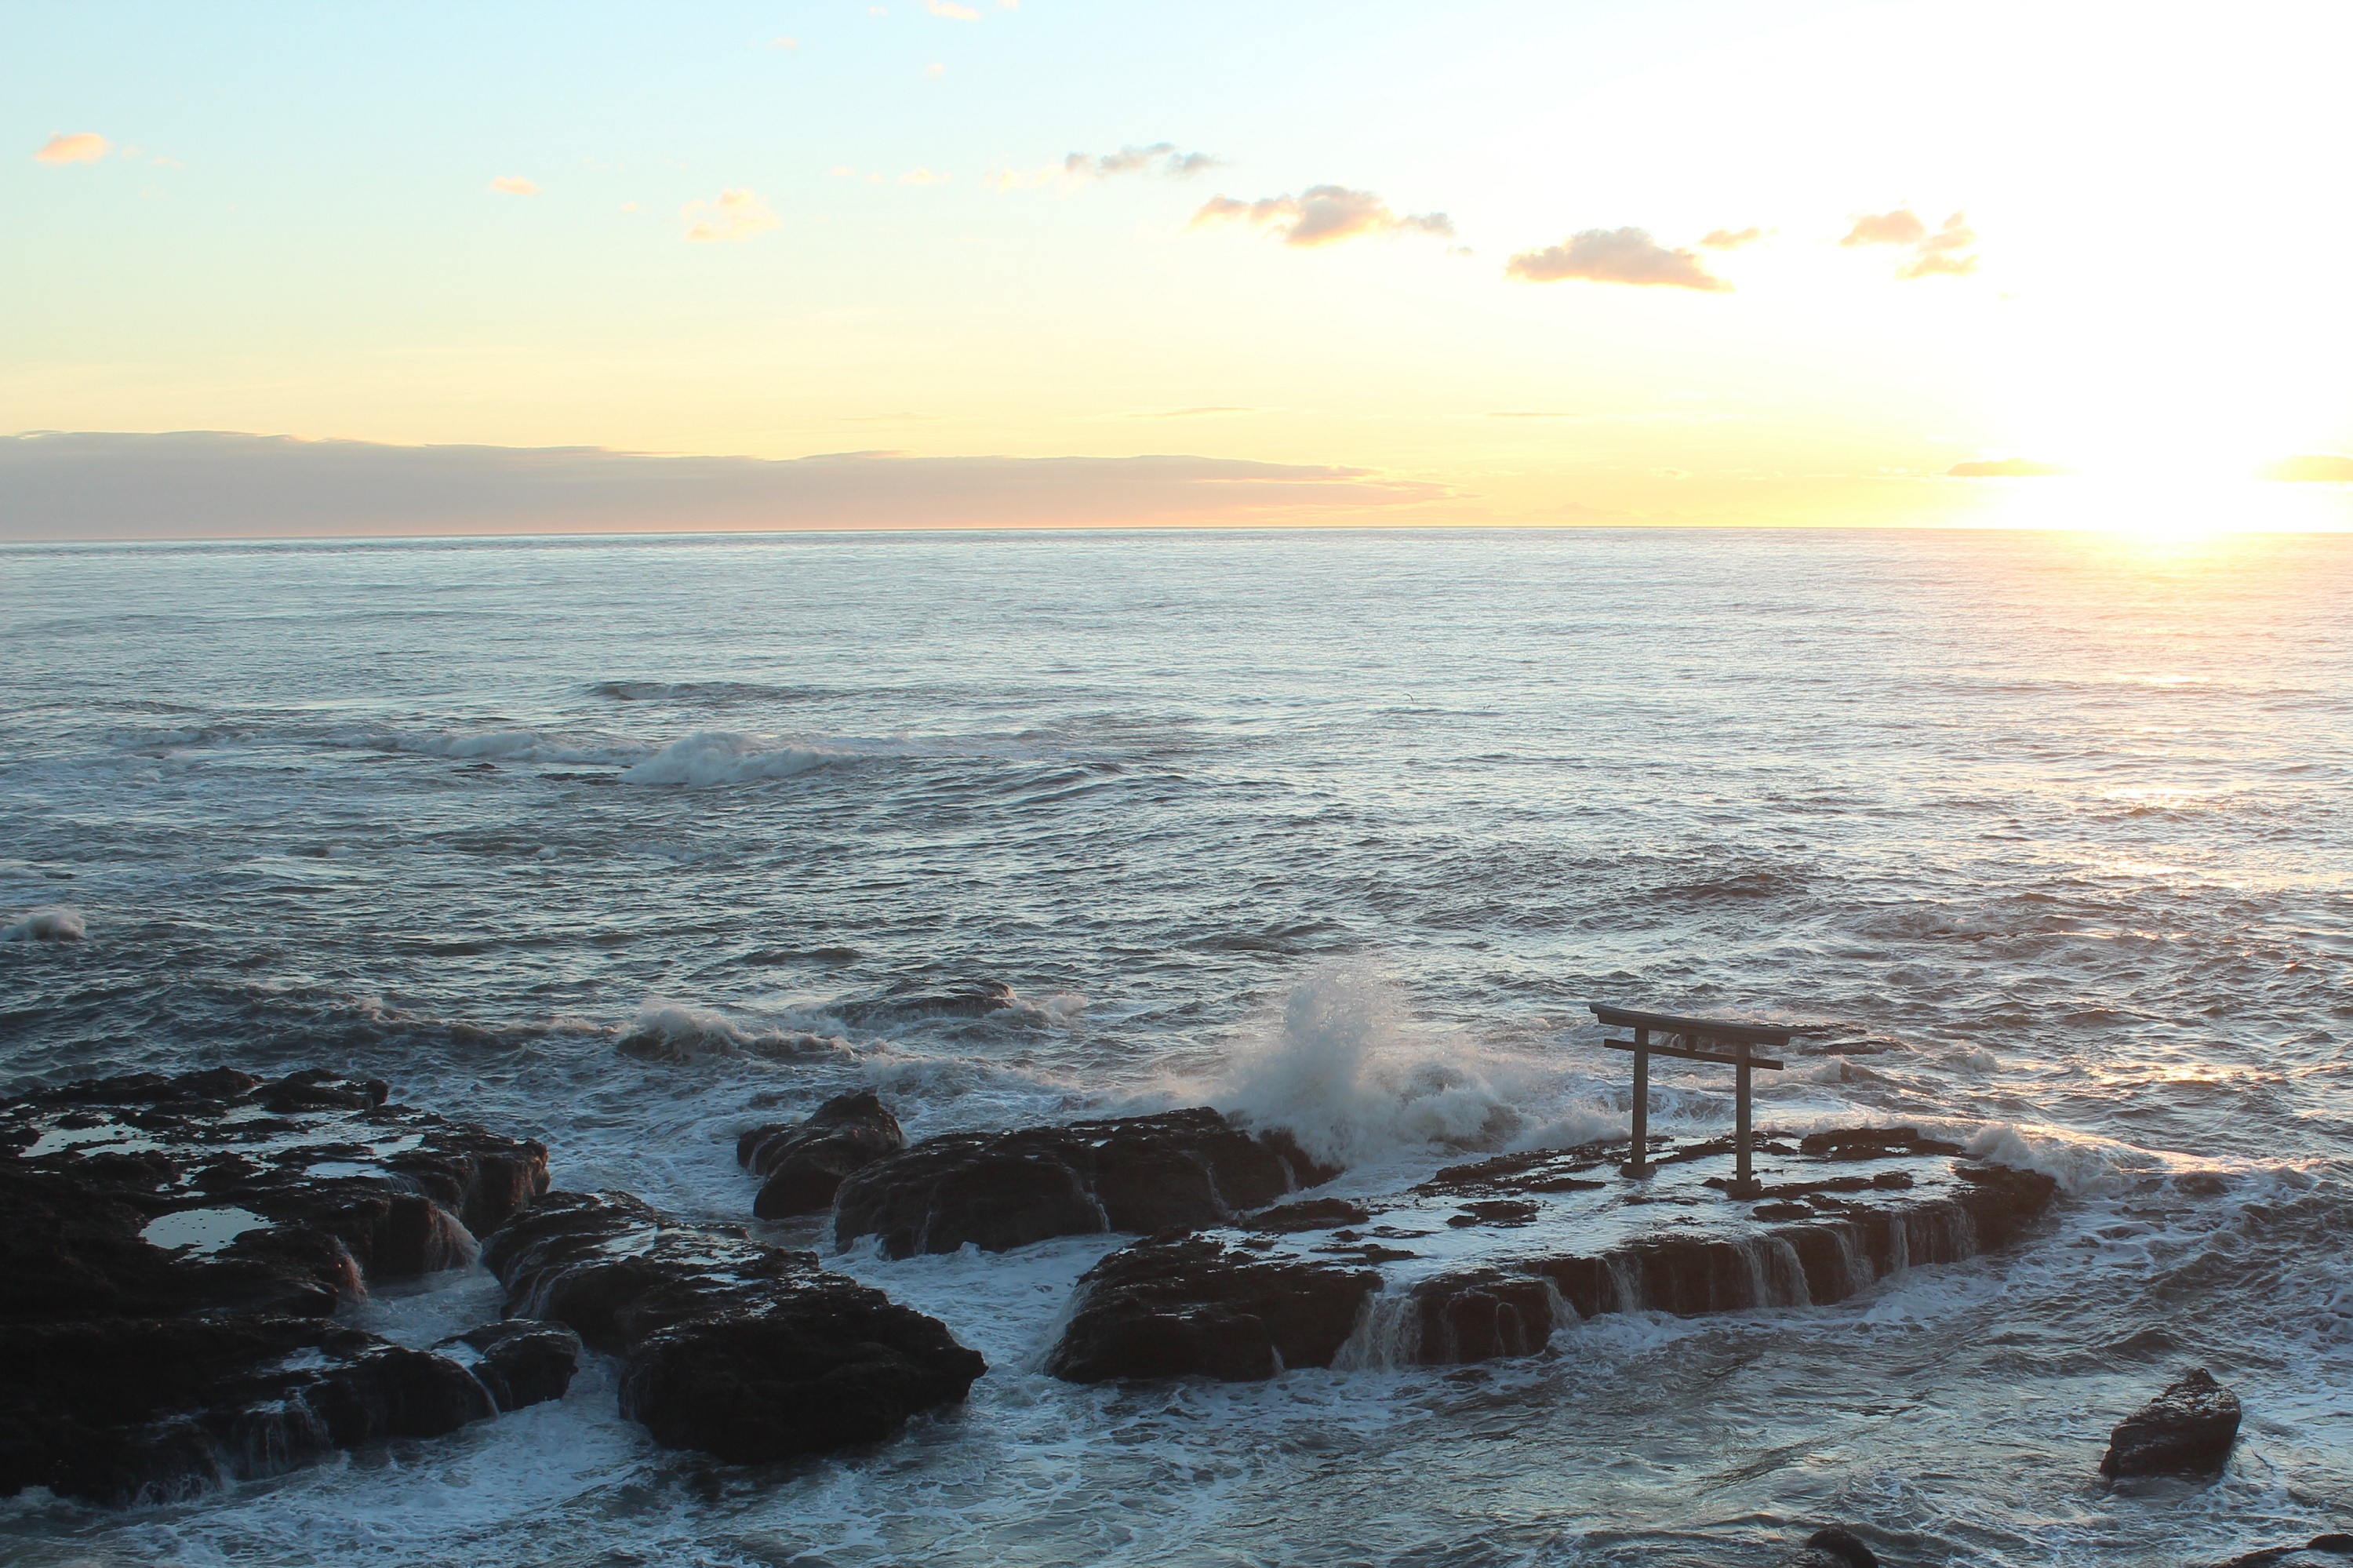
436,1319,582,1411
2101,1366,2242,1479
736,1090,904,1219
1787,1526,1879,1568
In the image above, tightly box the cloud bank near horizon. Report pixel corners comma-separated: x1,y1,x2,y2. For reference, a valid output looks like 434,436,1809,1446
0,431,1450,541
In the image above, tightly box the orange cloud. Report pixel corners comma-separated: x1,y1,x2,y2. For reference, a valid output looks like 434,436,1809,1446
1843,206,1979,279
683,187,781,243
1700,226,1764,249
489,175,541,196
1191,185,1453,248
1505,228,1730,291
1841,207,1926,246
34,132,108,166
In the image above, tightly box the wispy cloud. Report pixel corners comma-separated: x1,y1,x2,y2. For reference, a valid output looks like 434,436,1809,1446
489,175,541,196
1487,410,1580,419
1505,227,1730,291
899,168,951,185
1699,226,1765,249
2263,454,2353,482
682,187,781,243
1191,185,1453,248
1843,206,1979,278
1126,406,1253,419
1946,457,2067,477
34,132,108,166
991,141,1217,193
927,0,980,16
0,432,1450,539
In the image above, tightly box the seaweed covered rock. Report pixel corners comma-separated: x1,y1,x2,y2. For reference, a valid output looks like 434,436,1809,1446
482,1190,985,1461
737,1090,905,1219
2101,1367,2242,1479
0,1065,556,1504
1046,1233,1380,1382
834,1108,1340,1258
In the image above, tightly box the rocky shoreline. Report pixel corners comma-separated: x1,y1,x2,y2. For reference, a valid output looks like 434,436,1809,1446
2,1063,2294,1564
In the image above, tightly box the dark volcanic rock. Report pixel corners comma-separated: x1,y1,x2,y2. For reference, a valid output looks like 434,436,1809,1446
1787,1526,1880,1568
437,1319,583,1412
736,1090,905,1219
482,1190,985,1461
1047,1233,1380,1382
1797,1126,1964,1160
834,1108,1340,1258
0,1066,555,1504
0,1065,551,1321
2100,1367,2242,1479
1248,1197,1371,1233
1049,1133,2061,1380
0,1315,493,1507
2213,1535,2353,1568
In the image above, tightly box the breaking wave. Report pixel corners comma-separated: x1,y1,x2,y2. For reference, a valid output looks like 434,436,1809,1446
1,906,85,943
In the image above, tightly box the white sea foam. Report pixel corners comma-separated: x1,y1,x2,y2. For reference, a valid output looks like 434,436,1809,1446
1213,966,1555,1168
616,729,938,787
2,904,84,942
616,999,852,1063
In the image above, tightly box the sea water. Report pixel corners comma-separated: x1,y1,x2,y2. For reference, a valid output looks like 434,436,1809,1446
1,526,2348,1566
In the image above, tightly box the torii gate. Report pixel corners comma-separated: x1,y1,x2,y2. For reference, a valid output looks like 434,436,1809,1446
1588,1002,1792,1199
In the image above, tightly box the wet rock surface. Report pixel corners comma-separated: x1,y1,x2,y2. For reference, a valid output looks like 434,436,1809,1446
0,1065,551,1318
738,1090,905,1219
1046,1233,1380,1382
436,1319,584,1412
0,1066,555,1504
833,1107,1340,1258
0,1315,496,1507
482,1189,986,1461
1049,1128,2058,1380
2100,1366,2242,1479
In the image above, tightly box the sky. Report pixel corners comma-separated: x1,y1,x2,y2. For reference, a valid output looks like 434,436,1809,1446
7,0,2353,537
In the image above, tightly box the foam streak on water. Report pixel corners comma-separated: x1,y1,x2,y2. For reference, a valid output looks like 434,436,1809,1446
2,526,2350,1566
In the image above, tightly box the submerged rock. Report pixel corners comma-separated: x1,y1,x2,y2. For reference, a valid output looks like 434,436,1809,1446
1787,1526,1881,1568
2100,1367,2242,1479
1047,1130,2059,1381
0,1066,555,1504
1046,1234,1380,1382
481,1190,986,1461
834,1107,1340,1258
737,1090,905,1219
2212,1535,2353,1568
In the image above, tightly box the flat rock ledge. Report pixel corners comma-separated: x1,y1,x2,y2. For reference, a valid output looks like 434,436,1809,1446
1051,1126,2058,1381
2101,1367,2242,1479
831,1106,1339,1259
0,1067,571,1506
482,1190,986,1461
2212,1535,2353,1568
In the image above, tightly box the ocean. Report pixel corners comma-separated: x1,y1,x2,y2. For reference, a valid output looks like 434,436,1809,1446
2,525,2349,1566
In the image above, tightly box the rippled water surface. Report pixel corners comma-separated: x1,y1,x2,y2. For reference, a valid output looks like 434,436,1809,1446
2,526,2350,1566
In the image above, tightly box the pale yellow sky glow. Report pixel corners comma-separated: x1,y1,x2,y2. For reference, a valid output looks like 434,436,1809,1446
6,0,2350,536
